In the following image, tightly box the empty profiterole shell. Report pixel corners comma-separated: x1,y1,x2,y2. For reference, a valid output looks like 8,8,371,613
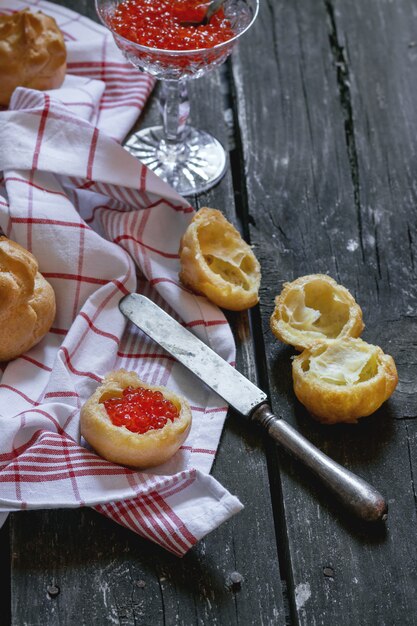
292,337,398,424
179,207,261,310
270,274,364,351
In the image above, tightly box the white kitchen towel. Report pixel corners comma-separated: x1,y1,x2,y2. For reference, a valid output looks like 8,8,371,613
0,0,243,556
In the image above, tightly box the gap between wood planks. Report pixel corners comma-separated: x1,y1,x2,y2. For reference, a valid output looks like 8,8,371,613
405,420,417,510
323,0,365,263
221,57,293,626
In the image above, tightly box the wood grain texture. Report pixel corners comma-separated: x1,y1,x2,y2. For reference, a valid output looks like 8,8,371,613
230,0,417,623
8,3,286,624
5,0,417,623
0,518,10,626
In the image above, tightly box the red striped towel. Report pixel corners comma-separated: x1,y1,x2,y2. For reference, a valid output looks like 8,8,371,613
0,0,243,556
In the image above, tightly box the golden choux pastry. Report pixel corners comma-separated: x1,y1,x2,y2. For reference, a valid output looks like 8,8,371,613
0,9,67,106
270,274,364,351
80,369,192,469
179,207,261,311
0,237,56,361
292,337,398,424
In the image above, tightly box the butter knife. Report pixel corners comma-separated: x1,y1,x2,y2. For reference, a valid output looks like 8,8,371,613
119,293,388,522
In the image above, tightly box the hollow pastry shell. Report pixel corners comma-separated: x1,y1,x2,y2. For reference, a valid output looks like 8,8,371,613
0,9,67,106
179,207,261,311
0,237,56,361
80,369,192,469
270,274,364,351
292,337,398,424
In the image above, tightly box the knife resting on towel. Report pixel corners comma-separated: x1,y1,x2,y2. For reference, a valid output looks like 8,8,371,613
119,293,388,523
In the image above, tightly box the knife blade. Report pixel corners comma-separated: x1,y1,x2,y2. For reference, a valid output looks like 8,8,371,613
119,293,388,523
120,292,266,415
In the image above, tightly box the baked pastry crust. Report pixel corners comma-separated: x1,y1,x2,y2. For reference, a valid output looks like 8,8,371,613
270,274,364,351
0,237,56,360
292,337,398,424
0,9,67,106
80,369,192,469
179,207,261,311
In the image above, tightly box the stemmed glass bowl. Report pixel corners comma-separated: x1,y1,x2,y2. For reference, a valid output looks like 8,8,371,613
96,0,259,196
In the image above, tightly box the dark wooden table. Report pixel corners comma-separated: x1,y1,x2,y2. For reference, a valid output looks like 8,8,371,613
2,0,417,624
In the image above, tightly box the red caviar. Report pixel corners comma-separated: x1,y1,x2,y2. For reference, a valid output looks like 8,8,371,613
103,386,180,434
109,0,235,51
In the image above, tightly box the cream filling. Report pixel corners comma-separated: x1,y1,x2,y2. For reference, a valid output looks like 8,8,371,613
309,343,378,385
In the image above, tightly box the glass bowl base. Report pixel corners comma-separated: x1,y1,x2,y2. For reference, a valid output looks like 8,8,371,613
124,126,227,196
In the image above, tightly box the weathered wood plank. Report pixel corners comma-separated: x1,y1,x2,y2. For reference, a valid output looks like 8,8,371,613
9,2,286,624
0,518,10,626
231,0,417,623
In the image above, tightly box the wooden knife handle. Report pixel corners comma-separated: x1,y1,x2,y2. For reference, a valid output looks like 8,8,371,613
251,404,388,522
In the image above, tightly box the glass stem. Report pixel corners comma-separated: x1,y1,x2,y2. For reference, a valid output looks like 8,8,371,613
159,79,190,154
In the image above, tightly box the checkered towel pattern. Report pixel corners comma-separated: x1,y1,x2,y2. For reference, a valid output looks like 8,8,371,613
0,0,243,556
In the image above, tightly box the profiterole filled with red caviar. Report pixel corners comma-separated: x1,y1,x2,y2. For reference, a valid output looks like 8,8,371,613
103,386,180,434
80,369,192,468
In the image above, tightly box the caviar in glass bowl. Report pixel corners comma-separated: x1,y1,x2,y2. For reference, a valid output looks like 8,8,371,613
96,0,258,195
